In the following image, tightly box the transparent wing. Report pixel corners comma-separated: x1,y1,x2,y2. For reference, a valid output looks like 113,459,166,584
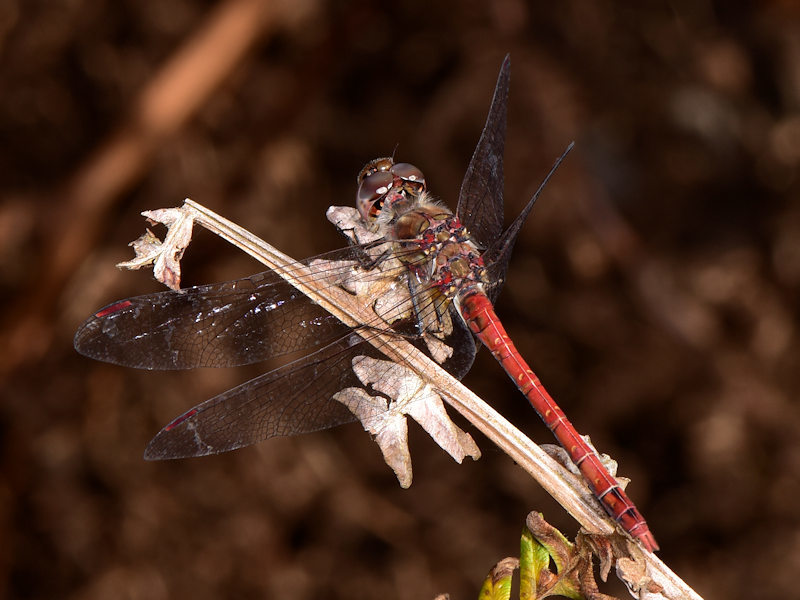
456,54,509,252
144,335,368,458
144,292,477,460
73,245,413,370
482,142,574,300
74,267,353,370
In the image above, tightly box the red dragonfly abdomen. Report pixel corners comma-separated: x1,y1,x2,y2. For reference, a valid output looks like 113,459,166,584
456,289,659,552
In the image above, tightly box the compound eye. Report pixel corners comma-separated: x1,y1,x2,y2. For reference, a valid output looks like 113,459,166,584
357,157,394,185
356,170,393,221
391,162,425,188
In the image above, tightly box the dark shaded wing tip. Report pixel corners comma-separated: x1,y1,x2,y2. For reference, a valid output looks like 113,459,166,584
143,433,208,461
498,54,510,84
143,427,175,461
73,324,89,354
142,443,197,461
142,445,167,461
143,409,210,460
73,298,136,356
73,319,105,359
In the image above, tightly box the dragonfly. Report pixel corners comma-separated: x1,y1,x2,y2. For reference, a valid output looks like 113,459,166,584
74,56,658,552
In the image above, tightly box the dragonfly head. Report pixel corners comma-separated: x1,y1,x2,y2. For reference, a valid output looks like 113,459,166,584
356,157,426,222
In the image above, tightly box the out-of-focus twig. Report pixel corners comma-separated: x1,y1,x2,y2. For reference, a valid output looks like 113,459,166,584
0,0,310,377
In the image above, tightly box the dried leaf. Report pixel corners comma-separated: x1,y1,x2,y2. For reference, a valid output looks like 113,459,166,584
479,557,518,600
334,384,414,487
334,355,480,487
117,206,196,290
580,533,663,599
523,512,620,600
326,205,384,245
117,229,165,270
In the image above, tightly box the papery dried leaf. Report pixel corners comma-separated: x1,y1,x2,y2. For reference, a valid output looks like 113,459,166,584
422,329,455,364
333,385,414,487
322,205,481,485
146,208,195,290
117,206,196,290
334,355,480,487
581,534,615,583
580,533,664,599
371,280,415,321
616,557,662,598
117,229,164,270
326,205,385,245
355,356,480,460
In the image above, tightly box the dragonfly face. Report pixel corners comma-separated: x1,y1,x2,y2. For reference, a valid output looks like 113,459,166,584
356,157,426,223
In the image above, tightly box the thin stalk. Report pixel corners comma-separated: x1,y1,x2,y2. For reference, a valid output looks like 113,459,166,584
172,198,701,600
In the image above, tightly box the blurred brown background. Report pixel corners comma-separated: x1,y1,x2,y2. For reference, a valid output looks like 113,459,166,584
2,1,799,598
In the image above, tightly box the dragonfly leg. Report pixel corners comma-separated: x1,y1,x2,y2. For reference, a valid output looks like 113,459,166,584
405,276,449,338
343,233,394,270
359,247,393,269
407,275,427,336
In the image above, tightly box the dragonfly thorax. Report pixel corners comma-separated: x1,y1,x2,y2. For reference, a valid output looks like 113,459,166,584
355,157,489,300
391,202,489,300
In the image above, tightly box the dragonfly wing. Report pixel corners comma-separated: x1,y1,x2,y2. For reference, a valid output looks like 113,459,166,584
482,143,574,302
74,268,353,370
456,55,509,251
144,333,395,459
441,304,478,379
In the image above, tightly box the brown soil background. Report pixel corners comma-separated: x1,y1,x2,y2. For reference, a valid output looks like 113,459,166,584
2,1,799,598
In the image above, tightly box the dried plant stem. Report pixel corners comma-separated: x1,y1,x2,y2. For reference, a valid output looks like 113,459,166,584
174,199,703,600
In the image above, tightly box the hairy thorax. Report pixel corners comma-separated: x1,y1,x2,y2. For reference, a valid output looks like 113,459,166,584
390,200,489,300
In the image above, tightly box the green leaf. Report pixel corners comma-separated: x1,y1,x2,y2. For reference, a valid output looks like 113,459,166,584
478,557,518,600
